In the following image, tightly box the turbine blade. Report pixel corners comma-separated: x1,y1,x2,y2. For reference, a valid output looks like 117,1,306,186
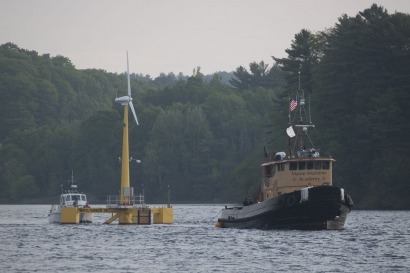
127,51,131,97
126,52,138,125
129,101,139,125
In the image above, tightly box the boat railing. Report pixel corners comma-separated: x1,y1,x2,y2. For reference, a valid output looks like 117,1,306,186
106,194,146,208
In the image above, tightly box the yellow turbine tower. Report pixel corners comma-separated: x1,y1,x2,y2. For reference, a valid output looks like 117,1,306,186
114,52,139,224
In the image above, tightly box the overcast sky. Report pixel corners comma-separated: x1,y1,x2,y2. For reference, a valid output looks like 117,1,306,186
1,0,409,77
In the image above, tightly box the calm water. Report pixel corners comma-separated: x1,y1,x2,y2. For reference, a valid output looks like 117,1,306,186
0,205,409,273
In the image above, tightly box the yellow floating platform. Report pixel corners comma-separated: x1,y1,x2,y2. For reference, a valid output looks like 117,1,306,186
151,207,174,224
60,206,174,225
61,207,80,224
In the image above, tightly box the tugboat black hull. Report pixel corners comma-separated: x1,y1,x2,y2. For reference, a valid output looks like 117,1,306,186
217,186,353,230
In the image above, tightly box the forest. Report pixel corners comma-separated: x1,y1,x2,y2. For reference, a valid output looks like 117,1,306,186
0,5,409,209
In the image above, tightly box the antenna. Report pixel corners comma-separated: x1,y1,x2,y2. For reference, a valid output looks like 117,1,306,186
68,170,76,185
309,93,312,123
298,70,301,91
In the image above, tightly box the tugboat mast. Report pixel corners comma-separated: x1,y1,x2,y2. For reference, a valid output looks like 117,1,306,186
288,67,316,157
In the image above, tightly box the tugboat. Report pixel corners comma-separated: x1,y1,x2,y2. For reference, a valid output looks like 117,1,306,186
48,170,93,224
216,75,353,230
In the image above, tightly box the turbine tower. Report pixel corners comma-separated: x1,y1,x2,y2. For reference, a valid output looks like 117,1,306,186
115,52,139,223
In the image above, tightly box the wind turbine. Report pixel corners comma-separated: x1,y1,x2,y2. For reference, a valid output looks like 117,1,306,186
115,52,139,216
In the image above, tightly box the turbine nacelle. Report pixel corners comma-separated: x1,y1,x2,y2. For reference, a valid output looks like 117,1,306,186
115,95,131,105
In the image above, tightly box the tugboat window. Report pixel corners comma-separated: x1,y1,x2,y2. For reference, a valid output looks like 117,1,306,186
307,161,314,170
290,162,297,170
265,165,275,177
315,161,321,170
322,161,330,169
299,161,306,170
265,165,270,176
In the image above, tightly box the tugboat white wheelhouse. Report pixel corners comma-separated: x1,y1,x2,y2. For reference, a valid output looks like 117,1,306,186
216,72,353,230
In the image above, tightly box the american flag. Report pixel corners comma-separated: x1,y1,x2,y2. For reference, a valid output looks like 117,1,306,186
290,97,298,112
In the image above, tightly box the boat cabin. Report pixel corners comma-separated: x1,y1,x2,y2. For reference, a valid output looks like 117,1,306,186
60,193,87,207
60,185,88,207
259,151,334,201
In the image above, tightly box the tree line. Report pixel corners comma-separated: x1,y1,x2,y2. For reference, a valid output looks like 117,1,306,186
0,4,409,208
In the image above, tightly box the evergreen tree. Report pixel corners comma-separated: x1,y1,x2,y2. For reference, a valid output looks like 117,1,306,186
314,4,410,208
